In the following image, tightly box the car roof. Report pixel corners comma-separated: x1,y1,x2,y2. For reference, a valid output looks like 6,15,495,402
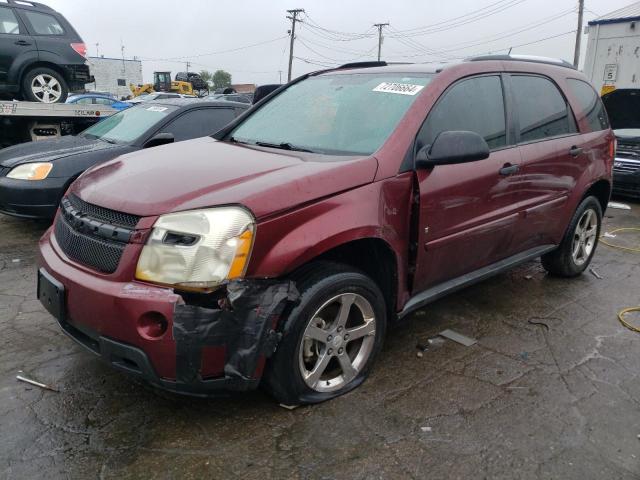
317,56,576,77
142,99,250,109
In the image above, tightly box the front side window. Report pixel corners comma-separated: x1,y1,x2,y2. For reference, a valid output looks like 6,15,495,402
74,97,93,105
566,79,609,131
162,108,237,141
0,7,20,34
81,104,177,144
511,75,576,143
418,75,507,150
230,73,434,155
22,11,64,35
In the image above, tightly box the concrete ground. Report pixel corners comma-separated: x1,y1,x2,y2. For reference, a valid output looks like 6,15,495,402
1,200,639,480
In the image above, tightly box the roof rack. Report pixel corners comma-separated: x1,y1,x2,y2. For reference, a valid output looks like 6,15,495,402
4,0,53,9
337,61,388,69
467,54,575,70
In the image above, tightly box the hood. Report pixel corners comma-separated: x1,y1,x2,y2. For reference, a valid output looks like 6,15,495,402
613,128,640,140
602,89,640,130
71,137,378,219
0,135,123,169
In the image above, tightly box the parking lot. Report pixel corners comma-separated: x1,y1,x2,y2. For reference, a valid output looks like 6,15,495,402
0,200,638,479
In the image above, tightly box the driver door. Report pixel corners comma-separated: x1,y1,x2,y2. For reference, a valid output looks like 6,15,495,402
412,74,524,293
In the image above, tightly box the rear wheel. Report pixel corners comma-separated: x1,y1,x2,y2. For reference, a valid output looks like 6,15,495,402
263,262,386,405
541,196,602,277
22,67,68,103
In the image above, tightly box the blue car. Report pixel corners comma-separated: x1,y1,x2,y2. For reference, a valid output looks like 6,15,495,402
66,93,130,110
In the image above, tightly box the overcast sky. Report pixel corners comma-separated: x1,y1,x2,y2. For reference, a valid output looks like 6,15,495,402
43,0,635,85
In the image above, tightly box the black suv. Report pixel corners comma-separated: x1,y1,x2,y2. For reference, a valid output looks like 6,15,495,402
0,0,92,103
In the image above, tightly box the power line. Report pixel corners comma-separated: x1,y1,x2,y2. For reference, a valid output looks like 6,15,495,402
140,36,288,62
297,33,374,56
389,0,529,37
451,29,578,59
387,7,576,58
392,0,522,34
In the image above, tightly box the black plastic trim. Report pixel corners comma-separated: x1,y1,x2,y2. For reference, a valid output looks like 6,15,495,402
399,244,557,318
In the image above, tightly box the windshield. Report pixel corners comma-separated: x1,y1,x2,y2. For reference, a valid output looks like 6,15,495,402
229,73,434,155
81,104,177,144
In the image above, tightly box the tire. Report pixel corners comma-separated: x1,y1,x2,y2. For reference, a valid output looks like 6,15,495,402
22,67,69,103
541,196,602,277
263,262,387,405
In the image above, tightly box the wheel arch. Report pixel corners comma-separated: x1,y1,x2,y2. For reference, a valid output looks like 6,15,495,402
286,235,400,322
20,62,68,85
582,178,611,213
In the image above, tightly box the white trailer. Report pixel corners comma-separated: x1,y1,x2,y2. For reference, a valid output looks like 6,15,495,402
0,101,117,149
583,2,640,95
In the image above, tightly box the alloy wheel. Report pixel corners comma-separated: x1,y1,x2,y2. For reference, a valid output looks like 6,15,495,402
298,293,376,393
31,74,62,103
572,208,598,266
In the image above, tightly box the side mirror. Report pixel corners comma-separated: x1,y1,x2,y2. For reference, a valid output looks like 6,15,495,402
416,131,490,168
143,132,175,149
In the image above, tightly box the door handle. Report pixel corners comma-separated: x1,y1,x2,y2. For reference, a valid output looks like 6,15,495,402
499,163,519,176
569,146,583,157
14,40,31,46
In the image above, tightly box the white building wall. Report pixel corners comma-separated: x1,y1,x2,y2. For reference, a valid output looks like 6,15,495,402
584,21,640,93
85,57,143,99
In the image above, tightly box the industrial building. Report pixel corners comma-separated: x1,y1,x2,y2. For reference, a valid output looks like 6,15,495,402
85,56,143,99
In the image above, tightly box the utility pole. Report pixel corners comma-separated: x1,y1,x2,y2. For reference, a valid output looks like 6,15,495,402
287,9,304,82
186,61,191,73
573,0,584,67
278,70,283,83
374,23,389,61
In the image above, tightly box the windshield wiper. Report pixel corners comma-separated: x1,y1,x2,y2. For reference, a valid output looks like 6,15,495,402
100,137,118,145
255,141,314,153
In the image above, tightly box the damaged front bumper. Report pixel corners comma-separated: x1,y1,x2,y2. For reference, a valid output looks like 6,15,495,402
38,233,298,395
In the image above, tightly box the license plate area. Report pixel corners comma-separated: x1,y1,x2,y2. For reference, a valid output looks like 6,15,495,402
37,268,65,321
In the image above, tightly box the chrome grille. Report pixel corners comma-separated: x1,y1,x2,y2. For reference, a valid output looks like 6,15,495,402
616,140,640,161
613,159,640,174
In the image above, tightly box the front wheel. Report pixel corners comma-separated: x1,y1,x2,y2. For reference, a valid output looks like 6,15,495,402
263,262,387,405
22,67,69,103
542,196,603,277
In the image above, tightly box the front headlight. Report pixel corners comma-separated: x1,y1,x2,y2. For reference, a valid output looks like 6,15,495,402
135,207,255,290
7,162,53,180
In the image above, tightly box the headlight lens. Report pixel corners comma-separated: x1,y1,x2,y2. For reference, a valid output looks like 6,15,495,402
135,207,255,290
7,162,53,180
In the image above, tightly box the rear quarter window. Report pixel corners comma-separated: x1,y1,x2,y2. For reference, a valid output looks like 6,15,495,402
566,79,610,131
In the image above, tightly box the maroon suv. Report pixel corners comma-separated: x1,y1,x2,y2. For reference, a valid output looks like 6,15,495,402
37,56,615,404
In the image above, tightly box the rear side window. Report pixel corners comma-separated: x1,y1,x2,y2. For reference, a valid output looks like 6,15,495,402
0,7,20,34
566,79,610,131
162,108,237,141
511,75,576,142
22,11,64,35
419,75,507,150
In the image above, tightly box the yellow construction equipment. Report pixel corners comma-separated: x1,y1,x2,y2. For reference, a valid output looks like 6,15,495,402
129,71,209,98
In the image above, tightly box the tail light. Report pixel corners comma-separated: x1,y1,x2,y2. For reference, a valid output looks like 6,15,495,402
70,43,87,58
